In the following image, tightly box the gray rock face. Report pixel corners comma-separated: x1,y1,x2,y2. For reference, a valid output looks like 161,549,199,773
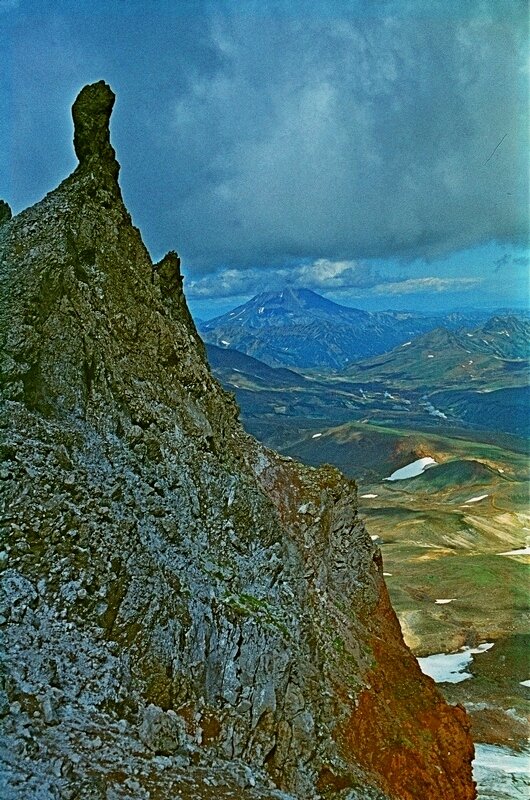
0,83,475,800
138,704,188,755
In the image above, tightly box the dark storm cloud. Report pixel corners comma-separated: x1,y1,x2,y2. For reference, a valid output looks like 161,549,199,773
2,0,528,276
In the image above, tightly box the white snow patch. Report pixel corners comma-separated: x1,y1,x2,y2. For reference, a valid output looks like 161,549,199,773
498,547,530,556
520,680,530,687
435,599,456,605
370,535,380,541
423,402,447,419
311,433,322,439
384,457,437,481
473,743,530,800
258,307,265,314
401,341,412,347
431,408,447,419
473,743,530,777
427,354,434,358
221,340,230,346
383,572,392,577
418,642,494,684
360,493,378,498
462,494,489,504
498,468,505,473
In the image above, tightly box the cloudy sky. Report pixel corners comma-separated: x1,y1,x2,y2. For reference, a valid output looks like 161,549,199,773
2,0,528,318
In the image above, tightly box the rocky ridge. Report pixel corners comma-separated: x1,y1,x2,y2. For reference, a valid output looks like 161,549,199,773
0,82,475,799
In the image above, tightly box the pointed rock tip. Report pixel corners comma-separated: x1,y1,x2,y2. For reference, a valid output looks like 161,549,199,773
72,80,119,174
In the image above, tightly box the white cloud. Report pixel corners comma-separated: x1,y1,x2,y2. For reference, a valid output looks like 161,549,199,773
186,263,481,300
186,257,386,299
374,277,481,295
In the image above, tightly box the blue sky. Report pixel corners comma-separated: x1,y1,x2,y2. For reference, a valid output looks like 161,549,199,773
2,0,528,319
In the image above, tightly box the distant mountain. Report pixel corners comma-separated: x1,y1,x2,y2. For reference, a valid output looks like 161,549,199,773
470,315,530,360
199,288,493,370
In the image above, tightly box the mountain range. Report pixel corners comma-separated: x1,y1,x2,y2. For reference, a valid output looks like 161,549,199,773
206,310,530,440
199,287,506,370
346,315,529,386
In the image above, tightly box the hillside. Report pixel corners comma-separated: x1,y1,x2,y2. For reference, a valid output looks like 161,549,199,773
345,317,529,390
206,343,310,389
343,318,530,437
0,82,476,800
266,417,529,765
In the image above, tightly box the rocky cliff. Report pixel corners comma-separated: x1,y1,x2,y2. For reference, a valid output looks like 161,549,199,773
0,82,476,800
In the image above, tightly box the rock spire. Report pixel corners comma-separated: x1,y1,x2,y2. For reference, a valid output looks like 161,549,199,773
72,80,119,177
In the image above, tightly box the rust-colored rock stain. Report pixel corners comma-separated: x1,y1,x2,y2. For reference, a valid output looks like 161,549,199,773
342,580,476,800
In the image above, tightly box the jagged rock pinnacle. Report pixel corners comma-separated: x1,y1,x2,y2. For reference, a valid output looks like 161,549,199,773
0,199,12,225
154,251,183,295
72,80,119,177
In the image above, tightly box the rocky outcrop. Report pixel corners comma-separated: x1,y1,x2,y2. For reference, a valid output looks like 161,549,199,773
0,82,476,799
